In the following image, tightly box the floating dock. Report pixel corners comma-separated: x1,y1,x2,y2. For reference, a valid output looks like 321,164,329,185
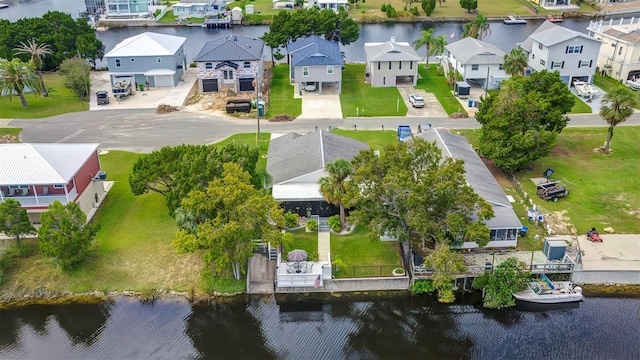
504,14,527,25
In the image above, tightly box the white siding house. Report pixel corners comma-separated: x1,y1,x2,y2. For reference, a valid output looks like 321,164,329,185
364,37,420,87
587,17,640,83
443,37,509,90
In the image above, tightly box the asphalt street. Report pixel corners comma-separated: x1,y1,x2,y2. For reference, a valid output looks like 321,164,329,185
7,110,640,153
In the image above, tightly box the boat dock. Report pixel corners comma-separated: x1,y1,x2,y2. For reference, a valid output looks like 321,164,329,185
547,14,563,22
204,17,231,29
504,14,528,24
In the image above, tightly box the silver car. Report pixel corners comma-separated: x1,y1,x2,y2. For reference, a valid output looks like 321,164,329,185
409,94,424,108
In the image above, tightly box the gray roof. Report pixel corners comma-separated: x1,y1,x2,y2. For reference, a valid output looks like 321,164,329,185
521,21,599,51
266,130,369,185
445,37,505,65
364,40,421,62
194,35,264,62
603,28,640,44
287,35,344,67
416,129,521,229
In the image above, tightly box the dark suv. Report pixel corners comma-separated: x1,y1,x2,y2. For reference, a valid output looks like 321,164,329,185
96,91,109,105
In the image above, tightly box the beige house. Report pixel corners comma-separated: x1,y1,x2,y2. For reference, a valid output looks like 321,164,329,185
587,17,640,82
364,36,420,87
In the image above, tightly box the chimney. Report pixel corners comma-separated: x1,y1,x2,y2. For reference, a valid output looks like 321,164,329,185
390,36,396,43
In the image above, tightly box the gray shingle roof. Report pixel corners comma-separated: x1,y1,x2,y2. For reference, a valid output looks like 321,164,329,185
266,130,369,185
416,129,521,229
194,35,264,62
603,28,640,44
287,35,343,66
445,37,505,65
364,40,421,62
520,20,599,51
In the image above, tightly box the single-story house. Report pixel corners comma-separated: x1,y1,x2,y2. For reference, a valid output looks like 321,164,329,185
266,130,369,217
194,35,264,93
0,143,107,224
364,36,421,87
105,32,187,88
173,0,227,17
443,37,509,90
287,35,344,95
104,0,150,16
307,0,348,12
416,129,522,249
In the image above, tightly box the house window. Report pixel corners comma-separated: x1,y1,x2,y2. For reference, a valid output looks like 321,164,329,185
472,64,479,70
302,67,309,76
551,61,563,69
327,66,334,74
205,63,213,69
410,61,413,70
383,77,386,85
538,42,543,50
579,60,592,68
377,62,381,70
399,61,402,70
388,62,392,70
53,184,64,189
115,59,121,67
540,59,546,66
499,64,504,70
157,57,162,63
243,61,251,68
619,46,624,56
566,45,582,54
223,70,233,80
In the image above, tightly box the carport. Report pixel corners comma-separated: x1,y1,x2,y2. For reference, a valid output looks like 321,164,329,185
145,69,176,88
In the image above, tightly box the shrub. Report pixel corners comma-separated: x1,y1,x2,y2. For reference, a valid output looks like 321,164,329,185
385,5,398,17
328,215,342,232
154,9,161,16
284,212,300,228
381,3,387,11
306,218,318,231
410,6,420,16
411,279,436,294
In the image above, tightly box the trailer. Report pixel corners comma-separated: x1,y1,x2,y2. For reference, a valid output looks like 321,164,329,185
536,181,569,202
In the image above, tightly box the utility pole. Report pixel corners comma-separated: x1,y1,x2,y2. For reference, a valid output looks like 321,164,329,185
256,73,261,146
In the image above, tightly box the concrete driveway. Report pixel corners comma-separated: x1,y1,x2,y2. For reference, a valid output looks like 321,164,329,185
294,83,342,119
89,68,198,111
396,86,447,117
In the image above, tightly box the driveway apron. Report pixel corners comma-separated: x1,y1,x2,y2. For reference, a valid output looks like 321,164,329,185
298,95,343,119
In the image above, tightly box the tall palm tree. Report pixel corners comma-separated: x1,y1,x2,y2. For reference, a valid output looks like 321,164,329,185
318,158,353,230
503,47,528,77
14,39,53,97
430,35,448,58
413,28,434,64
0,58,42,107
462,13,491,40
599,87,636,153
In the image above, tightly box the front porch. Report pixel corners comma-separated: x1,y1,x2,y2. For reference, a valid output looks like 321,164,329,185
0,185,78,208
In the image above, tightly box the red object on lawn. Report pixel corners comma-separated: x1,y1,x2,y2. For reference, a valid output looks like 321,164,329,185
586,228,603,242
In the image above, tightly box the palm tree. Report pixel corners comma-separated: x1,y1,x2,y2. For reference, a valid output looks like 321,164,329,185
599,87,636,153
430,35,448,58
413,28,434,64
14,39,53,97
462,13,491,40
318,158,353,230
0,58,42,107
503,47,528,77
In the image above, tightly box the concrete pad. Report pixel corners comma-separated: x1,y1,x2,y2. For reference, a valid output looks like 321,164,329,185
577,234,640,271
454,82,486,116
298,95,342,119
396,86,446,117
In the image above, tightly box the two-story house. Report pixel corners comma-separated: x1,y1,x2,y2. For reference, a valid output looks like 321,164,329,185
364,36,420,87
173,0,227,17
587,17,640,83
194,35,264,93
443,37,509,90
287,35,344,95
104,0,150,16
519,20,601,86
105,32,187,88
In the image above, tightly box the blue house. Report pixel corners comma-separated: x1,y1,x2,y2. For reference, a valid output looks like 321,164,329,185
287,35,344,95
105,32,187,88
172,0,227,17
104,0,150,16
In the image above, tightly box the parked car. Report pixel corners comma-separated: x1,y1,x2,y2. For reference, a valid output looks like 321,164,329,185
96,91,109,105
304,82,317,92
409,94,424,108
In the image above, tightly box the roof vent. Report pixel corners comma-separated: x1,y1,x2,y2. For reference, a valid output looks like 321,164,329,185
390,36,396,43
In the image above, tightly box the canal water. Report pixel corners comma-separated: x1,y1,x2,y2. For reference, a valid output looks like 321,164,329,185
1,294,639,359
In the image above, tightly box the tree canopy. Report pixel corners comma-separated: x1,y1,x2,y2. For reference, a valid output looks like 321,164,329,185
172,163,286,280
37,201,99,270
476,70,574,171
502,47,528,77
462,13,491,40
261,7,359,52
346,138,494,249
319,158,353,230
599,87,636,153
129,144,260,215
472,257,531,309
459,0,478,13
59,56,92,98
0,58,41,107
0,11,104,70
0,198,35,243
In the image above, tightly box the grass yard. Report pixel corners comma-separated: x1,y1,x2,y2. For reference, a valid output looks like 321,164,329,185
285,228,319,261
332,129,397,153
340,64,408,117
570,94,594,114
417,64,468,116
0,128,21,138
331,226,403,278
210,132,271,173
0,73,89,119
594,72,640,109
267,65,302,119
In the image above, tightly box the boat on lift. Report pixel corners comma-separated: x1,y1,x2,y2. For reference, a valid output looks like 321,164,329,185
513,275,583,304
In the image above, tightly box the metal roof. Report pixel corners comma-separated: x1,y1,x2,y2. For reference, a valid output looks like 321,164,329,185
445,37,505,65
364,39,421,62
194,35,264,62
105,32,186,58
266,131,369,186
287,36,344,67
0,143,99,185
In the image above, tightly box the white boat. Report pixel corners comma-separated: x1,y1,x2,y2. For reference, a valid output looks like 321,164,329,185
573,80,598,98
504,14,527,25
513,277,583,304
626,79,640,90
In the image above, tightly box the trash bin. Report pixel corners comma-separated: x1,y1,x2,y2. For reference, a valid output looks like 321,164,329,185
258,101,265,116
520,226,529,237
474,101,479,107
468,99,473,108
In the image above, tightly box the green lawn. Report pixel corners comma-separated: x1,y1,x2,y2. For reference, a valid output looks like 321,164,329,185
285,228,319,261
267,65,302,119
594,72,640,109
0,128,21,138
332,129,397,153
417,64,468,116
570,94,594,114
0,73,89,119
340,64,408,117
331,227,403,278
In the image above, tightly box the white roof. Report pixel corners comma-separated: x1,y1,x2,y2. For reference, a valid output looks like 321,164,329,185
105,32,187,58
0,143,99,185
144,69,176,76
272,184,323,201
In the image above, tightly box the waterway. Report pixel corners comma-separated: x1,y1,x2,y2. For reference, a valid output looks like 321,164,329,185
1,294,639,359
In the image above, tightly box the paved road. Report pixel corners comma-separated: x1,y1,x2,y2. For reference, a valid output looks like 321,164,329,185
7,110,640,152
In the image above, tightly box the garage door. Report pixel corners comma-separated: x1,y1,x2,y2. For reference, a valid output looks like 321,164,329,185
202,79,218,93
155,75,173,87
239,78,254,92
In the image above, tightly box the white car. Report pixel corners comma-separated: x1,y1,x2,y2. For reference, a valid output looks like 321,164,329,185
409,94,425,108
304,82,317,92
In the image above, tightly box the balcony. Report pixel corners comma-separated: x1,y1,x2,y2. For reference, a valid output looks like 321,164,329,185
1,187,78,208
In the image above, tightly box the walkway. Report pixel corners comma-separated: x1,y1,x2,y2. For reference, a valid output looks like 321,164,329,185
247,253,275,294
318,217,330,262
